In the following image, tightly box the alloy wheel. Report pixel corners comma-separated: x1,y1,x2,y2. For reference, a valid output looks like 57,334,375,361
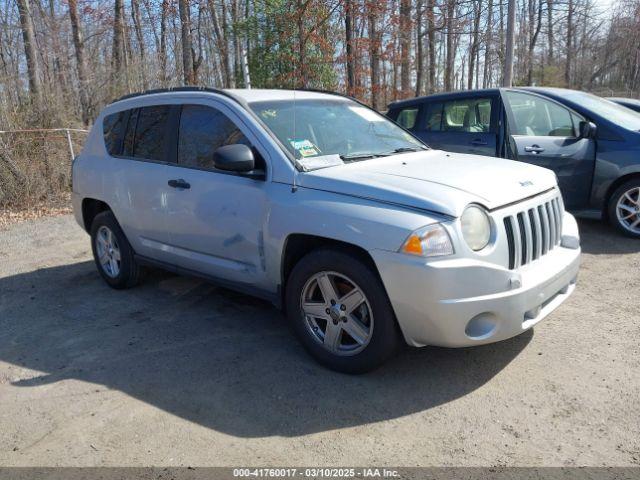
300,271,374,356
95,225,122,278
616,186,640,235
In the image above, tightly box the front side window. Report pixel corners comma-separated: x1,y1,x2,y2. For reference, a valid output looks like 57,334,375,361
396,108,419,129
442,98,493,133
178,104,251,170
249,99,425,162
504,91,579,137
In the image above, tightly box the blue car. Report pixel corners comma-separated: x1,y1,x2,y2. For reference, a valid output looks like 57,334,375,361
387,88,640,238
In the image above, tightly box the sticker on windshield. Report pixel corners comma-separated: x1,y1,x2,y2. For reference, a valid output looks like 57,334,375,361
348,106,385,122
289,139,320,157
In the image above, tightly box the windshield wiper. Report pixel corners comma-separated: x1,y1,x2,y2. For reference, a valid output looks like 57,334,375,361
339,152,388,162
386,146,428,154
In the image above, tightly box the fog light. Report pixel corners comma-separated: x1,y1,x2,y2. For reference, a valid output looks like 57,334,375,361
465,313,498,339
561,234,580,249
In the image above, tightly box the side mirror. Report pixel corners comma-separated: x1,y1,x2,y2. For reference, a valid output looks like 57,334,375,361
578,121,597,139
213,144,255,172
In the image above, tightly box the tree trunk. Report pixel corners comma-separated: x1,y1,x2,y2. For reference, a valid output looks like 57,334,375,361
368,3,381,109
483,0,493,87
546,0,553,63
565,0,573,86
415,0,424,96
468,0,481,90
207,0,231,88
426,0,435,92
131,0,148,89
444,0,455,91
399,0,411,97
68,0,91,124
159,0,168,86
112,0,125,80
503,0,516,87
345,0,355,95
178,0,195,84
15,0,42,101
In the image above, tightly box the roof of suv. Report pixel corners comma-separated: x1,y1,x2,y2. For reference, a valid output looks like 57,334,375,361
111,87,349,107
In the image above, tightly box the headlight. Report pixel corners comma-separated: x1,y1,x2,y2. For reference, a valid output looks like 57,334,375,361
461,205,491,251
399,223,454,257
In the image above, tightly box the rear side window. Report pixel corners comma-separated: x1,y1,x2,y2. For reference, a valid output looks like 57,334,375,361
103,111,126,155
442,98,493,132
178,104,251,170
133,105,171,161
396,108,419,129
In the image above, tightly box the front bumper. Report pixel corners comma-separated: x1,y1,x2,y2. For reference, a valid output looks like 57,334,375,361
371,241,580,348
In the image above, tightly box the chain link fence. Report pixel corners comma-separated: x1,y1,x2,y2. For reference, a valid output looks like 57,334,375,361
0,128,89,212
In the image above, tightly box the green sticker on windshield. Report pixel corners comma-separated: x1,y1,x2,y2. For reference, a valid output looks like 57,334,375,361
289,139,320,157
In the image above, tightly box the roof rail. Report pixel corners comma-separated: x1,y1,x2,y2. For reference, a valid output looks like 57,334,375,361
111,86,235,105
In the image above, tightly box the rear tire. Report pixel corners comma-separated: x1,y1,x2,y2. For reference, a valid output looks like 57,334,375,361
285,248,400,374
90,210,141,289
608,179,640,238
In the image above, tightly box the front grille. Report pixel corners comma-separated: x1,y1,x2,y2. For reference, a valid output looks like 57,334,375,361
503,195,563,269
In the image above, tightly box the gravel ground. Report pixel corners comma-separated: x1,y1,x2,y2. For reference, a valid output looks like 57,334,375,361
0,214,638,467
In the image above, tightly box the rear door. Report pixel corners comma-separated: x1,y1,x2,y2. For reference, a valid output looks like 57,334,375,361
104,105,176,263
502,90,595,209
414,95,499,156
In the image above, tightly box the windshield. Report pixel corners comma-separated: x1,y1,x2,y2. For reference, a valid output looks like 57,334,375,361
562,91,640,131
249,98,426,165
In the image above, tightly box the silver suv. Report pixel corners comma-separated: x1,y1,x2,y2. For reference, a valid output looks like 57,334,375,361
72,88,581,373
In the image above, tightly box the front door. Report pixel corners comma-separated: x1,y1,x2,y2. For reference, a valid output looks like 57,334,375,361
502,90,595,209
161,102,270,288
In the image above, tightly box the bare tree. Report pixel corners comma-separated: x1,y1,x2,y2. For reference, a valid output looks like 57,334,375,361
68,0,91,125
15,0,42,101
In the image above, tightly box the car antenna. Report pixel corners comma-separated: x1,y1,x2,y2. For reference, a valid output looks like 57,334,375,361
291,85,299,193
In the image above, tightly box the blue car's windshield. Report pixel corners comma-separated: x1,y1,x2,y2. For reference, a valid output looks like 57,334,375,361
563,91,640,131
249,99,425,164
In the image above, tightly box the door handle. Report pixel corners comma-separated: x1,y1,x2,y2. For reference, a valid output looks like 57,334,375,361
470,139,488,146
524,145,545,154
168,179,190,189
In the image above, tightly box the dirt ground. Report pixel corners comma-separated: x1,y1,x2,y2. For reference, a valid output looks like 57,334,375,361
0,214,638,467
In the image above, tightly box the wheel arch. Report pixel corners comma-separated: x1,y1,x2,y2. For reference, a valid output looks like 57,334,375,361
81,198,111,232
280,234,383,309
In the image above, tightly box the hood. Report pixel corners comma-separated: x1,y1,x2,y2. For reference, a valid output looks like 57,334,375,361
298,150,557,217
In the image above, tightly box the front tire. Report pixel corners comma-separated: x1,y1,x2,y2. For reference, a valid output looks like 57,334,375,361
285,248,400,374
90,210,141,289
608,179,640,238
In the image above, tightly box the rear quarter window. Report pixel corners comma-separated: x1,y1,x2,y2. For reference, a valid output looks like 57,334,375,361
102,111,126,156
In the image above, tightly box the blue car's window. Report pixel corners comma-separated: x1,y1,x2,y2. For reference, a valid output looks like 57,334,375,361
442,98,493,133
424,102,444,131
504,91,578,137
563,91,640,131
249,99,424,161
396,108,418,129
